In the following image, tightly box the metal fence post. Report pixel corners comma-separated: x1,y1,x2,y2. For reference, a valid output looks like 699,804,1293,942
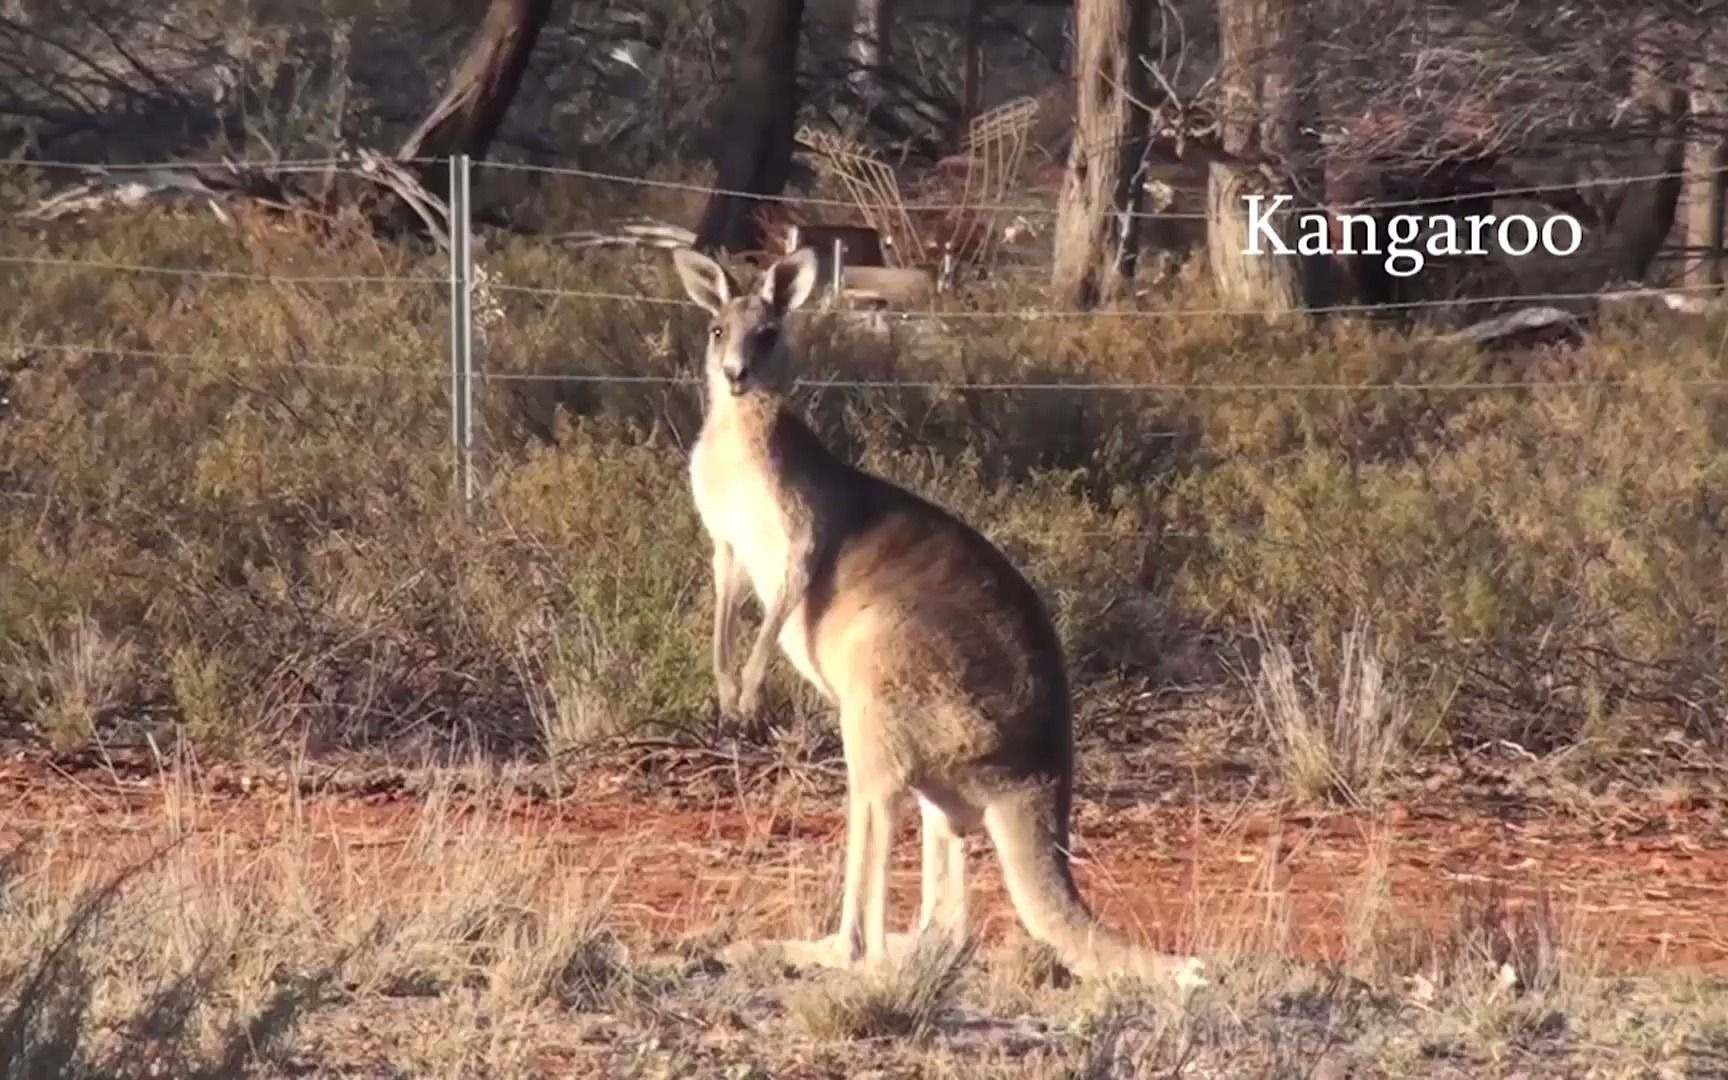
448,154,475,511
447,155,459,481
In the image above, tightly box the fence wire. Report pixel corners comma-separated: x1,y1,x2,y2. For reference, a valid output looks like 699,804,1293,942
2,156,439,173
0,253,443,287
5,154,1722,220
11,238,1721,326
0,340,431,378
484,279,1727,322
475,159,1728,220
8,339,1727,395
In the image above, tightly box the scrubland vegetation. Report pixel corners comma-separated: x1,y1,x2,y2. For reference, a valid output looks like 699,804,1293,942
3,196,1724,774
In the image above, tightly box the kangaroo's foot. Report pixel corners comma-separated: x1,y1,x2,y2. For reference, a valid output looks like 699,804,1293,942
1139,950,1207,990
718,932,921,972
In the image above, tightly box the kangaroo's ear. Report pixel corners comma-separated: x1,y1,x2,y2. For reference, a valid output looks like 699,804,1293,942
672,248,737,314
759,246,819,315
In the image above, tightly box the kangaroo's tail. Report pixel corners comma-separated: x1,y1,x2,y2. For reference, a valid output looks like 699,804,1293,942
982,785,1205,987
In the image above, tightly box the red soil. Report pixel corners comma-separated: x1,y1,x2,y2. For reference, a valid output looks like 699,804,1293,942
4,751,1724,972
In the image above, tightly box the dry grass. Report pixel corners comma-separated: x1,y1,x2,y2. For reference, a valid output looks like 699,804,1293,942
2,764,1725,1077
0,768,632,1077
1249,615,1416,805
787,935,976,1041
511,611,625,760
6,612,136,752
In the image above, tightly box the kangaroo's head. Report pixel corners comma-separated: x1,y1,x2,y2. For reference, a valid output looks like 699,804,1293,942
672,247,818,399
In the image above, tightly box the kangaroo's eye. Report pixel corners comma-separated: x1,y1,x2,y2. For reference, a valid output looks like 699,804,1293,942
708,325,723,342
755,327,781,352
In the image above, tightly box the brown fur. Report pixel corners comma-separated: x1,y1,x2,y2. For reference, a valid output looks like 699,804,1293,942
673,246,1204,987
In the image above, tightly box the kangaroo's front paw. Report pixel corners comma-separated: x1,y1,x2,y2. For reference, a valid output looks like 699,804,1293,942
727,680,769,739
715,674,741,717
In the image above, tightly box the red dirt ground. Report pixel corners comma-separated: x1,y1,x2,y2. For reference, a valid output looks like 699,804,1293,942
4,749,1725,973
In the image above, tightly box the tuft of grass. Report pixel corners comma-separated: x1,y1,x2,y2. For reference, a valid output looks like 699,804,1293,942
6,613,135,752
512,612,626,760
788,935,976,1041
1441,886,1576,1000
165,644,239,753
479,875,629,1012
1249,615,1414,805
978,939,1070,1015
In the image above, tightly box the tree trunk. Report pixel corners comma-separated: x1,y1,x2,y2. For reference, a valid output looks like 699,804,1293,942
695,0,807,253
1049,0,1150,308
1319,0,1389,306
1606,16,1690,285
849,0,896,98
1608,99,1688,284
957,0,985,149
1324,162,1392,307
1206,0,1320,313
1686,139,1728,288
1682,38,1727,290
1207,161,1305,310
397,0,553,189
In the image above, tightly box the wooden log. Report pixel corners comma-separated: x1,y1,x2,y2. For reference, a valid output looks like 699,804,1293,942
841,266,936,306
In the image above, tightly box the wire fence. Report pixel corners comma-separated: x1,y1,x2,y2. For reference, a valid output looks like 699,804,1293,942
7,152,1721,248
478,279,1728,321
4,153,1727,509
8,151,1726,217
3,239,1719,323
7,156,434,174
475,159,1728,220
0,253,446,287
13,336,1726,395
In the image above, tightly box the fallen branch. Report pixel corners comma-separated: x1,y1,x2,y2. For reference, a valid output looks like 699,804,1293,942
24,167,240,223
17,151,454,250
355,148,450,249
551,221,697,250
1438,305,1583,346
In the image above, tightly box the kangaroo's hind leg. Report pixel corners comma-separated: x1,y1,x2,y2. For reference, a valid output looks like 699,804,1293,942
913,790,976,944
721,699,905,972
834,778,901,966
862,793,972,968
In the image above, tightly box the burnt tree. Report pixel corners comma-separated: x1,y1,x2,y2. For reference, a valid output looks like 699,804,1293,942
958,0,985,146
1603,13,1691,285
1050,0,1151,308
849,0,898,99
695,0,807,253
398,0,555,190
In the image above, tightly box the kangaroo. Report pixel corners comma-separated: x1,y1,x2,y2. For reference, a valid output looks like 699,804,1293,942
674,245,1204,988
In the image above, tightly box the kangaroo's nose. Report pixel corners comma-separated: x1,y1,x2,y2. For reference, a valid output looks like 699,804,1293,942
725,365,749,395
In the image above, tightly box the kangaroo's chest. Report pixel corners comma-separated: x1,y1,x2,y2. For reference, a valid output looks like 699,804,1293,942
690,428,794,601
690,413,834,700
